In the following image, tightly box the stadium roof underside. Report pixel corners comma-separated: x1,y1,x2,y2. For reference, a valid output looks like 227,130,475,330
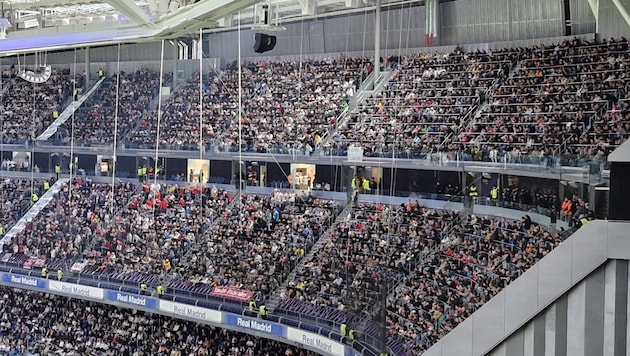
0,0,423,54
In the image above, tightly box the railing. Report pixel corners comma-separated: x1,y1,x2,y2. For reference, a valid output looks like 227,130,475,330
0,255,381,356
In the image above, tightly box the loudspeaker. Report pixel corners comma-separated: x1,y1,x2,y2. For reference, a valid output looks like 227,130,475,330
609,163,630,220
253,33,277,53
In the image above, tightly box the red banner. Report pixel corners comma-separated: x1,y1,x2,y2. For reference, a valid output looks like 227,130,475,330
210,286,255,302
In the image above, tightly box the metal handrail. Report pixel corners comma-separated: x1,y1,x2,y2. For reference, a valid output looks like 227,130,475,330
0,258,384,355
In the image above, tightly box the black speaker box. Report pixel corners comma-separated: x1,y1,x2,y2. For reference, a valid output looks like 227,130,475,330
609,163,630,220
253,33,277,53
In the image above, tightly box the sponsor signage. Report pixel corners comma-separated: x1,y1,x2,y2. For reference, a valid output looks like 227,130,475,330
159,300,221,323
48,281,104,300
104,290,158,310
1,273,48,289
210,286,255,302
287,328,346,356
223,314,286,337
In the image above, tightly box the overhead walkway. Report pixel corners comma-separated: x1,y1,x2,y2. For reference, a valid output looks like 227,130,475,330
36,77,107,141
0,178,69,250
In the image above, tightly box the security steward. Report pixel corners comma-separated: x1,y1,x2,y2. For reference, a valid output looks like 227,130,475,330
259,304,267,319
41,267,48,279
489,186,498,204
249,300,257,312
468,185,479,199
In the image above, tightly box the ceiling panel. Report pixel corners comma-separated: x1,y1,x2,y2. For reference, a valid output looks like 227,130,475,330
0,0,424,53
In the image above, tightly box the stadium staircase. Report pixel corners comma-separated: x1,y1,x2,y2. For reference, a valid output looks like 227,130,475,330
0,178,69,250
36,77,107,141
318,68,395,150
265,199,355,312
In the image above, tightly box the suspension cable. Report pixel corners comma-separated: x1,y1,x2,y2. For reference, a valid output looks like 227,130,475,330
153,39,166,188
237,12,243,212
68,49,78,214
111,44,121,218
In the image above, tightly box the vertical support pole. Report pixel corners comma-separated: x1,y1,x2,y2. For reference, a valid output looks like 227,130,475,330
173,40,179,86
84,47,90,90
378,273,388,354
432,0,440,46
374,0,381,81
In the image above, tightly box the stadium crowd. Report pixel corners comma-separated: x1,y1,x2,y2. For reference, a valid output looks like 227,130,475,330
0,67,83,144
387,214,564,353
126,68,243,150
6,178,231,278
3,178,339,296
126,58,364,153
284,201,459,322
0,178,48,238
326,48,519,157
170,190,339,295
455,37,629,162
0,37,617,356
275,201,567,355
0,286,313,356
53,68,163,146
0,38,625,163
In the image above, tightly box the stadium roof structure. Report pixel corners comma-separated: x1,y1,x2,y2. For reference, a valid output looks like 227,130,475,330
0,0,421,54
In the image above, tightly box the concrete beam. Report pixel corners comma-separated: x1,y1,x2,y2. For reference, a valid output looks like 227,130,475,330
586,0,598,21
301,0,318,15
217,14,234,27
105,0,153,27
611,0,630,30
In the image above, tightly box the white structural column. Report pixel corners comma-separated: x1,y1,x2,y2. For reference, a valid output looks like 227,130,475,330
612,0,630,27
566,281,586,356
604,260,617,356
300,0,318,15
105,0,154,27
544,305,556,356
374,0,381,80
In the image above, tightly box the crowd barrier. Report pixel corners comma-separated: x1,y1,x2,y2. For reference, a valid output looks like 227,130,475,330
0,271,363,356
